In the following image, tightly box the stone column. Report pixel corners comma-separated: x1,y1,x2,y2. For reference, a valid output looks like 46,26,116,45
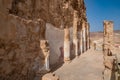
80,28,83,54
103,21,114,56
88,23,90,49
40,40,50,71
73,10,79,56
82,22,86,52
44,51,50,71
64,27,70,62
86,22,90,50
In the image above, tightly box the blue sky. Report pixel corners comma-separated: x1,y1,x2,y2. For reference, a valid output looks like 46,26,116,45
84,0,120,32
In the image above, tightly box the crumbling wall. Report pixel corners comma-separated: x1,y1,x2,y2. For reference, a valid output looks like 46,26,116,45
103,21,114,56
0,0,13,14
0,0,86,29
0,12,46,80
0,0,69,28
103,21,115,80
0,0,88,79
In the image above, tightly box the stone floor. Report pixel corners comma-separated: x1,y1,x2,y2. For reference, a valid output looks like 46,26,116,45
54,49,105,80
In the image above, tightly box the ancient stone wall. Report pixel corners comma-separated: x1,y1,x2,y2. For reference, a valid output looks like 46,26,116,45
103,21,115,80
0,0,88,79
0,12,46,80
103,21,114,56
0,0,86,29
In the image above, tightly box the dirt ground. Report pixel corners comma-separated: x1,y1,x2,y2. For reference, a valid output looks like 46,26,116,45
54,49,104,80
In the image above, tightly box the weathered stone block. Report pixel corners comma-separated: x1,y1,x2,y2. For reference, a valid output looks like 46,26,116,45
42,73,59,80
103,21,114,56
0,12,46,80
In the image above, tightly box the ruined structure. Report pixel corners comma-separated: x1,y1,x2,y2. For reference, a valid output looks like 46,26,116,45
40,40,50,71
86,22,90,50
64,28,70,62
73,10,79,56
103,21,116,80
1,0,120,80
103,21,114,56
71,0,90,57
61,0,90,62
0,12,46,80
0,0,90,80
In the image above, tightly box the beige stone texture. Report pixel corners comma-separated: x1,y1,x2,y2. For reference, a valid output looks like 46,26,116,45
0,0,88,80
64,28,70,62
79,29,83,54
40,40,50,71
86,22,90,50
104,68,112,80
73,10,78,40
82,21,86,52
73,10,79,56
0,0,87,29
103,21,114,56
0,12,46,80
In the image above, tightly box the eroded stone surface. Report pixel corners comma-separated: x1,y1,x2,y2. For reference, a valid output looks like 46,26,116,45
0,12,46,80
103,21,114,56
40,40,50,71
0,0,89,80
0,0,86,29
64,28,70,62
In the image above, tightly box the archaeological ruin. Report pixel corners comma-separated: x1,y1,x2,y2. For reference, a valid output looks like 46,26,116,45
103,21,114,56
0,0,120,80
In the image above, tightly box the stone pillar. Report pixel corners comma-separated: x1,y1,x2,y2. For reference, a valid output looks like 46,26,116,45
80,28,83,54
103,21,114,56
64,27,70,62
40,40,50,71
88,23,90,49
45,51,50,71
103,21,114,80
73,10,79,56
82,22,86,52
86,22,90,50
